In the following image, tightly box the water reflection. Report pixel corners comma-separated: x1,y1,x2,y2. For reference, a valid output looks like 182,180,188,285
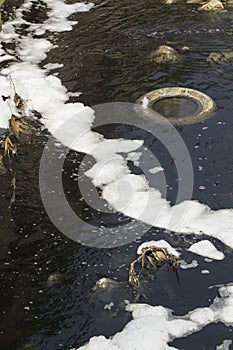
152,97,199,119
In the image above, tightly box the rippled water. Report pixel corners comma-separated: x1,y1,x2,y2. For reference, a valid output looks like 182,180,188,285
1,1,233,349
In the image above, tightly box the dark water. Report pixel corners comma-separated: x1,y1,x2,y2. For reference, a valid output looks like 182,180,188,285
1,0,233,349
152,97,199,118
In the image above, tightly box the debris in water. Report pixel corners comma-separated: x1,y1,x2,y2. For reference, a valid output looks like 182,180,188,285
10,114,33,137
47,273,66,287
129,245,179,288
0,154,7,174
92,277,120,291
9,76,26,114
0,135,17,157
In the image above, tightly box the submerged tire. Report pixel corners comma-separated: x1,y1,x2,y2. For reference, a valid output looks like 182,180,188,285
136,87,216,125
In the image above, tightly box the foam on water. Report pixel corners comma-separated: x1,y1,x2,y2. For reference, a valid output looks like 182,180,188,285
188,240,225,260
179,259,199,270
102,178,233,249
148,166,164,174
137,240,180,257
77,284,233,350
126,151,141,167
0,1,233,348
1,0,233,253
216,339,232,350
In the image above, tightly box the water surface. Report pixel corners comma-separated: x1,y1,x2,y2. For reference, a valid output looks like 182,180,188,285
1,1,233,349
